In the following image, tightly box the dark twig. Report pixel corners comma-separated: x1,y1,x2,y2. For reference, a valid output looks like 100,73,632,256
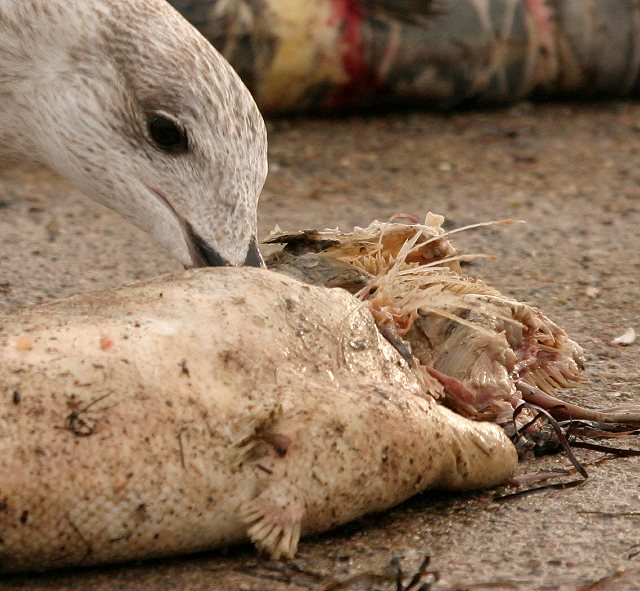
404,554,437,591
569,440,640,457
514,409,546,438
577,510,640,518
390,556,403,591
517,402,588,479
564,420,640,436
235,561,324,589
493,477,586,502
323,554,437,591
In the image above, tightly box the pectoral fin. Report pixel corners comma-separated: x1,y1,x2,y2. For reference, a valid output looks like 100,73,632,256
239,481,306,559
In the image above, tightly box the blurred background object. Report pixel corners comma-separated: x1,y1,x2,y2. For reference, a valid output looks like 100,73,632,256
170,0,640,114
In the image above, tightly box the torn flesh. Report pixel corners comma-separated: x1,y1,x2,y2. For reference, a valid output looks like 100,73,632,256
267,214,640,428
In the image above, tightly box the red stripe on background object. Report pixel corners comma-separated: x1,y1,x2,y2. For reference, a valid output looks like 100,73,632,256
328,0,378,106
527,0,553,51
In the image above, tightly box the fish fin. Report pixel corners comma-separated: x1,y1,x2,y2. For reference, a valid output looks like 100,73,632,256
233,432,292,468
239,481,306,559
232,436,264,467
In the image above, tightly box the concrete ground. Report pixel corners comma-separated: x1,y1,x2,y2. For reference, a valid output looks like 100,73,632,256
1,102,639,590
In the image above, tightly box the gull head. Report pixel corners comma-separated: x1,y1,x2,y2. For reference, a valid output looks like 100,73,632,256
8,0,268,267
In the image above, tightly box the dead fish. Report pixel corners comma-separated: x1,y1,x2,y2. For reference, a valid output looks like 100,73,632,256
0,268,516,572
0,0,266,267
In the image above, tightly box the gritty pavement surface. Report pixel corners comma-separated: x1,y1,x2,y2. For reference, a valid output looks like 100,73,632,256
1,102,639,590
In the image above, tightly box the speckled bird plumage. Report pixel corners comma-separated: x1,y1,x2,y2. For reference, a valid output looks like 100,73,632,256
0,0,267,266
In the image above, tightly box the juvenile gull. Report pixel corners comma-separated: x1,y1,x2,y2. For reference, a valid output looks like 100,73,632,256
0,0,267,267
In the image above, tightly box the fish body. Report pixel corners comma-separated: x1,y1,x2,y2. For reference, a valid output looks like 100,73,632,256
0,268,516,572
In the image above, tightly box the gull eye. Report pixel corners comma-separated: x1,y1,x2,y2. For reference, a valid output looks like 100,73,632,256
148,115,187,152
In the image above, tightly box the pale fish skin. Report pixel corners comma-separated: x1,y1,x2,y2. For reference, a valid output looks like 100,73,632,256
0,0,267,267
0,268,517,572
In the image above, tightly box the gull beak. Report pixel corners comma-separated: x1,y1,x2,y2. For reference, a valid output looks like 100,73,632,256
243,236,265,267
144,184,265,268
188,229,264,268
